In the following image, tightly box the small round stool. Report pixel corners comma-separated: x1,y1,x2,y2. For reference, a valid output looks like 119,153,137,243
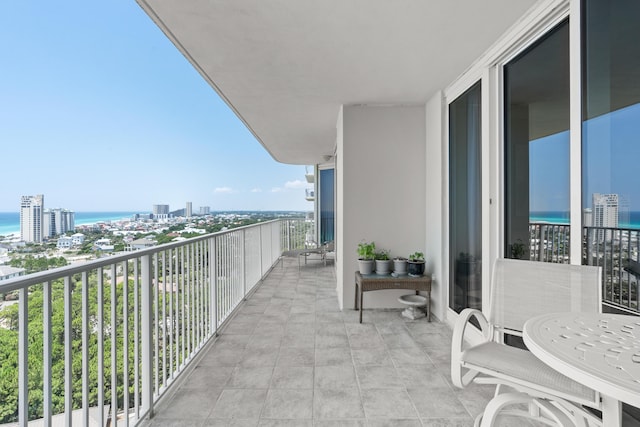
398,294,427,320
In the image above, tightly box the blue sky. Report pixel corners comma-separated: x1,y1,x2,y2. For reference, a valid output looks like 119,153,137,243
530,102,640,213
0,2,313,213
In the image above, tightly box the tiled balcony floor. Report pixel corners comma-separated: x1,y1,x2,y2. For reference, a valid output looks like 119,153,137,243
142,258,538,427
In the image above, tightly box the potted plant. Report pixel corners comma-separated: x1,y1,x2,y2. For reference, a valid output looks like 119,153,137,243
393,256,408,276
510,239,526,259
374,249,392,275
407,251,425,276
357,241,376,275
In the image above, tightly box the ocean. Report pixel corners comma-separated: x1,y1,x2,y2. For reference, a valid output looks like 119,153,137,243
0,211,140,236
3,210,640,236
529,211,640,229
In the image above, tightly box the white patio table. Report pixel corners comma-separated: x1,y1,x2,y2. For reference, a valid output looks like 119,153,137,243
523,312,640,426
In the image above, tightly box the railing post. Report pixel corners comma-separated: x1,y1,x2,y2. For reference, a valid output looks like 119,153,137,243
242,229,247,299
18,287,28,426
538,225,545,262
209,237,218,334
141,254,153,419
259,224,264,277
64,276,72,427
82,271,90,426
44,281,52,427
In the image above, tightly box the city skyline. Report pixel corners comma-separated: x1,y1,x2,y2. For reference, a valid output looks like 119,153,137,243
0,2,313,213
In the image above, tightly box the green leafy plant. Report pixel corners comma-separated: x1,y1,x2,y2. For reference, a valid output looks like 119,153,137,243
374,249,390,260
510,239,526,259
408,251,424,262
357,241,376,260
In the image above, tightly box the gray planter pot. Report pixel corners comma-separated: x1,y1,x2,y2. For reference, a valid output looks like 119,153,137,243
358,259,375,275
375,259,393,275
393,258,408,275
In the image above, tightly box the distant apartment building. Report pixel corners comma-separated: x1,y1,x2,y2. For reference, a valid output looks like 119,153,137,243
153,204,170,220
592,193,620,243
592,193,619,228
126,238,157,251
186,202,192,218
94,238,114,252
20,194,44,243
71,233,85,245
43,208,75,238
134,213,153,221
57,236,73,249
200,206,210,215
0,265,25,282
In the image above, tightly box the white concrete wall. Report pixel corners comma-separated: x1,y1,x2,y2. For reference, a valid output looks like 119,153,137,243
425,91,446,322
337,105,426,310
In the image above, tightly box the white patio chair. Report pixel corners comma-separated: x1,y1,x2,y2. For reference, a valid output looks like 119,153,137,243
281,240,334,269
451,258,603,427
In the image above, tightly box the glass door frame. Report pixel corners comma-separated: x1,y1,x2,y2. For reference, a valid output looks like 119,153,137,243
492,2,580,265
443,0,578,324
444,70,492,324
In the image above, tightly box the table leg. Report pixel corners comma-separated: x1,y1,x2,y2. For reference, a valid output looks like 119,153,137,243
427,291,431,322
359,287,363,323
354,283,358,310
601,395,621,426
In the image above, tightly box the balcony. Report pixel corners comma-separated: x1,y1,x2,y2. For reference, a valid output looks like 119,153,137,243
138,259,500,426
305,166,315,184
0,219,311,426
0,218,503,426
305,189,315,202
5,218,638,426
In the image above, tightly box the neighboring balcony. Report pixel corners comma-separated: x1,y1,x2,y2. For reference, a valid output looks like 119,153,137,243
305,189,315,202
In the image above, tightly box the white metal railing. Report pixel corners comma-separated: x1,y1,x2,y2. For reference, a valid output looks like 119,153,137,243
526,222,639,314
528,222,571,263
0,218,311,426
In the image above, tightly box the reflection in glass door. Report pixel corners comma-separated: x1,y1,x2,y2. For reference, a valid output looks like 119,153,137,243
504,20,570,263
582,0,640,314
449,82,482,313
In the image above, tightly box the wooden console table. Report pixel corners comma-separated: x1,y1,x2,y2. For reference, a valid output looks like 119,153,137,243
354,271,431,323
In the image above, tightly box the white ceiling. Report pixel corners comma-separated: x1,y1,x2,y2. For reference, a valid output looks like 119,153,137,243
137,0,538,164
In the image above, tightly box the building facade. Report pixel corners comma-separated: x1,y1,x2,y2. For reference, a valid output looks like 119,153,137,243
592,193,619,229
20,194,44,243
43,208,75,238
152,204,170,220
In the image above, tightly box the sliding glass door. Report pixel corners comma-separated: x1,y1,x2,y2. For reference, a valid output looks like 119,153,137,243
504,20,570,263
449,82,482,313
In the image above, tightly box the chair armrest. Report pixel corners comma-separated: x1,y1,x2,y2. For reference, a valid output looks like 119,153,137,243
451,308,491,388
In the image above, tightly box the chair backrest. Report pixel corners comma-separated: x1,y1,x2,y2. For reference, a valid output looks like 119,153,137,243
488,258,602,334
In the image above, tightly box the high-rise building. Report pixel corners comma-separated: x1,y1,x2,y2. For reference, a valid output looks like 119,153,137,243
592,193,619,228
200,206,210,215
186,202,192,218
20,194,44,243
152,204,170,220
592,193,619,243
44,208,75,237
